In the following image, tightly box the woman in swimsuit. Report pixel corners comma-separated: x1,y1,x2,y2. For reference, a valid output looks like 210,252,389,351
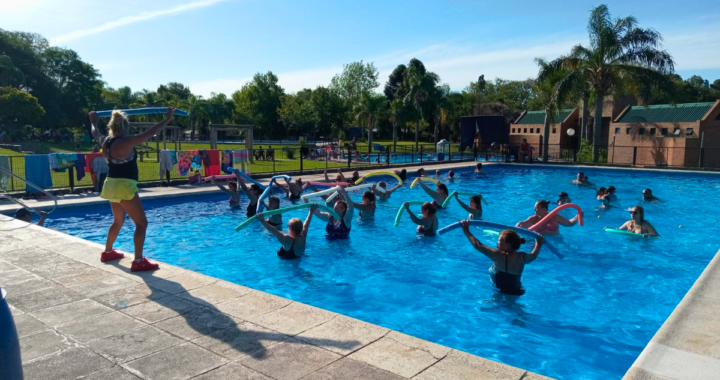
375,181,401,200
557,192,571,205
453,193,482,220
596,187,607,200
258,204,315,259
353,189,376,221
516,200,578,235
277,178,303,200
618,206,659,237
235,171,261,218
310,187,354,240
211,176,240,208
417,180,449,209
403,202,438,237
460,222,544,295
89,108,176,271
393,168,407,181
606,186,617,201
263,196,283,227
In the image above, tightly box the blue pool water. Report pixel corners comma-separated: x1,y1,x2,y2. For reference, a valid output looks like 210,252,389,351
42,165,720,379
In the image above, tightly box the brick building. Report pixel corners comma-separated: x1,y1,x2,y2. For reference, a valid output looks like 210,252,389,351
510,108,580,154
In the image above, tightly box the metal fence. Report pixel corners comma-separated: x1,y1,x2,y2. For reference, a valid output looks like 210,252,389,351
532,144,720,169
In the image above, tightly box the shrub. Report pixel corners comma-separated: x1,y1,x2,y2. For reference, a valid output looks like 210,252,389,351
285,149,295,159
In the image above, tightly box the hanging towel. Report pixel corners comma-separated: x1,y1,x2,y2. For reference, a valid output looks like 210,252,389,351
159,150,176,180
49,153,77,170
75,154,86,181
199,150,210,167
177,151,194,176
190,151,202,175
221,150,234,174
233,149,249,173
0,155,10,192
205,150,221,176
84,152,104,183
24,155,53,192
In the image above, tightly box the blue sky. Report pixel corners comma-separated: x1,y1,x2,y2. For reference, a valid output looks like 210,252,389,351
2,0,719,97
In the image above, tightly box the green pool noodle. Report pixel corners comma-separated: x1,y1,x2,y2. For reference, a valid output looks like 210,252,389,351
456,192,489,205
393,201,426,228
604,227,659,238
235,203,340,231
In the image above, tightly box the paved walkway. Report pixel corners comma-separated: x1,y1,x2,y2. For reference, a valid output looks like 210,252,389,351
0,216,552,380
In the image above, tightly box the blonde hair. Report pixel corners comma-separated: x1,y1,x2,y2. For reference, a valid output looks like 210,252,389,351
108,110,130,137
288,218,303,235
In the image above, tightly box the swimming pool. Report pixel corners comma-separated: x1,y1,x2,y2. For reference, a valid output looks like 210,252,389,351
41,165,720,380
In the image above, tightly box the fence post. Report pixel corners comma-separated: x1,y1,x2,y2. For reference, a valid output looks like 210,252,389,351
420,146,424,163
632,146,637,167
300,149,304,174
386,148,390,167
68,167,75,192
272,149,276,173
573,148,577,163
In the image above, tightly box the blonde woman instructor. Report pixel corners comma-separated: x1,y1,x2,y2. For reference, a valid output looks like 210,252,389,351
89,107,176,271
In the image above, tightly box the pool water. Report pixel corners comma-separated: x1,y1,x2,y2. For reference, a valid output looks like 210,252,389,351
43,165,720,380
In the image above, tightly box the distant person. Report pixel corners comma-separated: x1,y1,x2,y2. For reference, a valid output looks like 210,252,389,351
394,168,407,181
598,195,612,210
596,187,607,200
258,204,316,259
266,145,274,160
475,163,483,173
557,192,571,205
618,206,659,237
403,201,438,237
516,200,578,235
446,170,455,180
352,188,377,221
606,186,618,201
453,193,482,220
351,137,357,153
519,139,531,163
235,171,262,217
436,169,441,177
14,209,47,226
417,180,449,209
459,222,544,296
416,168,427,177
375,181,401,200
92,145,100,153
276,178,303,200
211,176,240,208
643,188,659,202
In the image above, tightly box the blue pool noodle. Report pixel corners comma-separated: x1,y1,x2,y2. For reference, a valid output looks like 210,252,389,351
438,220,563,259
96,107,188,117
227,168,266,190
257,175,292,213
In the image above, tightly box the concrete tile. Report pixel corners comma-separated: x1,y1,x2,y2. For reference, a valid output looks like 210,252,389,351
348,336,441,378
81,365,142,380
177,281,251,305
19,329,73,363
13,313,48,338
67,273,137,298
192,320,290,360
522,372,556,380
302,358,405,380
31,299,114,327
56,311,146,344
147,272,217,295
191,362,273,380
93,258,187,284
22,347,113,380
622,366,669,380
122,295,201,324
94,283,170,310
0,268,37,286
0,235,33,253
154,307,239,341
125,343,227,380
5,246,71,268
6,285,84,312
0,259,19,273
239,339,341,380
28,260,99,283
385,331,452,359
296,315,387,355
48,266,112,287
8,302,23,316
413,349,527,380
248,301,334,336
88,325,182,363
215,290,292,320
1,277,56,297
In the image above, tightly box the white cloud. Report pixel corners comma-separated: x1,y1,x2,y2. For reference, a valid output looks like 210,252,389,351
49,0,232,44
664,26,720,71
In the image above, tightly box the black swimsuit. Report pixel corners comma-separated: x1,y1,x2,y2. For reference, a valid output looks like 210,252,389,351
277,239,299,259
289,193,301,200
268,220,282,227
490,255,525,295
246,202,257,218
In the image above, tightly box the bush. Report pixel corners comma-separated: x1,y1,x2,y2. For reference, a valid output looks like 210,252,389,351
286,149,295,159
576,139,608,163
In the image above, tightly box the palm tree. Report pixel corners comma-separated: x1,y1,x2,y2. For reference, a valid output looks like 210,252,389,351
355,92,386,153
403,66,440,151
544,4,674,162
389,98,404,152
430,84,451,144
535,58,568,162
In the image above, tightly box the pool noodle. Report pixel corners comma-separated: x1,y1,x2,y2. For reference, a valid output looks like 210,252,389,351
205,174,235,182
393,201,427,228
235,203,340,232
301,186,339,199
355,171,403,186
325,183,383,203
304,181,351,188
227,168,266,190
97,107,188,117
437,220,564,259
604,227,659,238
456,192,489,205
257,175,292,213
528,203,584,231
410,177,439,189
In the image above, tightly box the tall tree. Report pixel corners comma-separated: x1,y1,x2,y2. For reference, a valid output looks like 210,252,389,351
0,86,45,140
546,4,674,162
384,64,406,101
231,72,285,139
389,98,405,151
309,86,345,138
402,65,440,150
330,61,379,113
354,92,386,152
535,58,568,162
0,55,24,87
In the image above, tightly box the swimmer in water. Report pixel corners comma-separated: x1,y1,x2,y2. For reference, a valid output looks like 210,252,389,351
596,187,607,200
258,204,316,259
618,206,659,237
417,180,449,209
263,196,283,227
570,172,585,185
436,169,441,177
403,201,438,237
276,177,303,200
453,193,482,220
475,163,483,173
393,168,407,181
598,195,612,210
309,187,354,240
211,176,240,208
353,187,376,221
606,186,617,201
446,170,455,181
234,170,261,218
557,192,571,205
416,168,427,177
459,222,544,296
642,188,659,202
374,181,401,200
14,209,47,226
516,200,578,235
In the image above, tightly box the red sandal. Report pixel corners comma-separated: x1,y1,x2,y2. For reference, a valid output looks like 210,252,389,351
131,257,159,272
100,250,125,262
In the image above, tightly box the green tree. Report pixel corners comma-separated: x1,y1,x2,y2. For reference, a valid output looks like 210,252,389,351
278,91,315,138
231,72,285,139
309,86,345,138
0,55,24,87
354,92,386,152
534,58,569,161
546,4,674,162
330,61,379,112
388,98,405,151
384,64,406,101
0,86,44,139
402,65,440,150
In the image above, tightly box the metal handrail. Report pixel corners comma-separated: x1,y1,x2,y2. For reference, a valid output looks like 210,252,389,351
0,166,58,215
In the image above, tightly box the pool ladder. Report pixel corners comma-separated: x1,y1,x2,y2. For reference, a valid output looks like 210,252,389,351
0,166,57,215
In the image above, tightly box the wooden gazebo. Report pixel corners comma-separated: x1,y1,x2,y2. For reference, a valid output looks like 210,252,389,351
209,124,254,162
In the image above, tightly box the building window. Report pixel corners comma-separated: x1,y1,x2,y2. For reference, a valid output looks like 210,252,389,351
639,128,645,135
615,128,620,134
552,128,557,133
524,128,527,133
512,128,515,133
650,128,656,135
626,128,632,135
686,128,694,136
661,128,668,136
674,128,681,136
